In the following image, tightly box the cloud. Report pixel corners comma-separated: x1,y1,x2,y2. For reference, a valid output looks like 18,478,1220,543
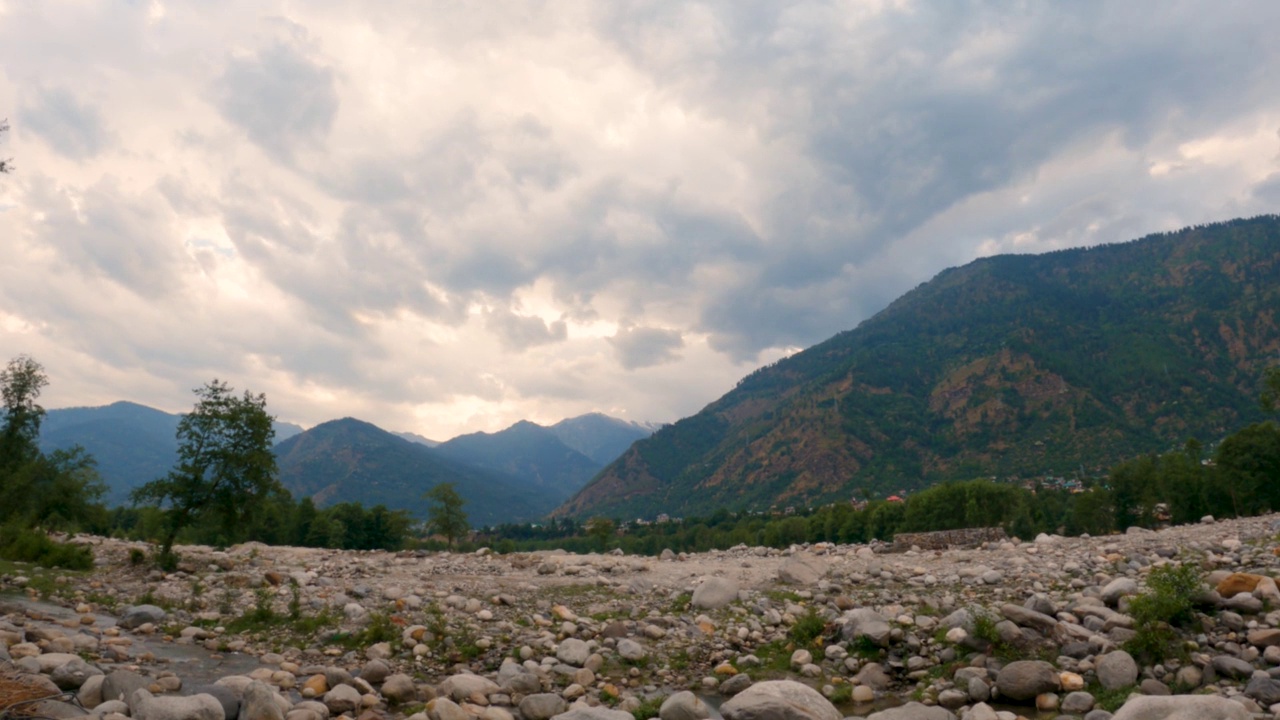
609,325,684,370
19,86,113,160
215,35,338,162
2,1,1279,440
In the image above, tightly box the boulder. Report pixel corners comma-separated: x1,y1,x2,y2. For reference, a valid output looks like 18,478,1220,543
556,638,591,667
659,691,710,720
381,674,418,705
719,680,842,720
777,554,829,586
550,708,636,720
995,660,1059,702
1101,578,1138,606
118,605,167,630
617,639,646,662
427,697,469,720
520,693,567,720
866,702,955,720
321,684,361,715
1210,655,1254,679
239,681,284,720
1244,675,1280,706
439,673,499,702
1216,573,1265,598
103,669,150,704
840,608,892,647
1111,695,1250,720
691,577,739,609
1096,650,1139,690
131,689,224,720
50,656,101,690
189,684,239,720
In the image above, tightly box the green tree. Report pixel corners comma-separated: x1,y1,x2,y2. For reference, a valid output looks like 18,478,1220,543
425,482,468,548
0,355,49,472
585,516,615,551
132,380,280,561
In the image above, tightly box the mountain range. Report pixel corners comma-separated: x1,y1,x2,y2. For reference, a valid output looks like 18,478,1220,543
556,216,1280,520
37,402,653,522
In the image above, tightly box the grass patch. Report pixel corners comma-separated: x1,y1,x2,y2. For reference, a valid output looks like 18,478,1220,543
1089,683,1135,712
788,607,825,646
631,695,665,720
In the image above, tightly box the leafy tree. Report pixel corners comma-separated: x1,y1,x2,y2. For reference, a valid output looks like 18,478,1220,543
0,355,49,471
0,356,105,531
585,516,615,551
132,380,280,561
424,482,468,548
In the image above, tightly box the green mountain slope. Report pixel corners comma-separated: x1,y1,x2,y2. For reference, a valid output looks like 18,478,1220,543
556,216,1280,519
274,418,559,526
434,420,601,501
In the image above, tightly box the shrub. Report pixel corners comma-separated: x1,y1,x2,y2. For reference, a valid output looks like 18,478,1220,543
789,607,826,646
0,524,93,570
1124,563,1202,662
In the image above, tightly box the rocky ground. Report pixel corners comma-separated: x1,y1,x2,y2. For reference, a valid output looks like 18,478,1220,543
4,514,1280,720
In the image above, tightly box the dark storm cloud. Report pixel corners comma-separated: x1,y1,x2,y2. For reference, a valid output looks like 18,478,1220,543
609,325,685,370
19,86,113,160
216,40,339,162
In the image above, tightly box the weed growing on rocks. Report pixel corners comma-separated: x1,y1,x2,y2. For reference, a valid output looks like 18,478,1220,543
789,607,826,646
631,694,664,720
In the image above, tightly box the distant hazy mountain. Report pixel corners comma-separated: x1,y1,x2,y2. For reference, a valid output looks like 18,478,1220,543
393,431,439,447
549,413,658,466
274,418,559,525
434,420,601,501
40,401,180,504
39,401,303,505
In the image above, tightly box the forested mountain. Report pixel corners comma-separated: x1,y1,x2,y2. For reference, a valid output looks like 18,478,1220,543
39,401,303,505
557,216,1280,520
274,418,558,526
434,421,600,500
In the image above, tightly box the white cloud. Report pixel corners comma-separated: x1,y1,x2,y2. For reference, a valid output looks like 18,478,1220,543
1,1,1279,440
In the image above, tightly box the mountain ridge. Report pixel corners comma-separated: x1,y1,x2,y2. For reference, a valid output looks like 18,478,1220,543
556,216,1280,520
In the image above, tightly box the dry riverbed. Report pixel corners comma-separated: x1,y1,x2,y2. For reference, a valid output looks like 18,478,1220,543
4,514,1280,720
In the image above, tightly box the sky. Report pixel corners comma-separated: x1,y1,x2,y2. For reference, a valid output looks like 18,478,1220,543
2,1,1280,441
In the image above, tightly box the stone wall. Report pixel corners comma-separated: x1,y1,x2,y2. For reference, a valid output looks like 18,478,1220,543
888,526,1008,552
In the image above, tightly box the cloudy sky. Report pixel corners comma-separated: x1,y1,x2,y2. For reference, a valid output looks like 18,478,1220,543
2,1,1279,440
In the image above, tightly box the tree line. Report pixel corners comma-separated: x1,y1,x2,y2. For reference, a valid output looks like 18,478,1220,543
0,356,469,569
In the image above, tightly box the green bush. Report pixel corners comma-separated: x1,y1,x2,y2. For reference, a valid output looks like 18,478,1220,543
789,607,826,646
0,524,93,570
1124,563,1201,662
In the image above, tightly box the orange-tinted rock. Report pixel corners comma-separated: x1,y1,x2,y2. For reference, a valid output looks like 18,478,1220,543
1217,573,1266,598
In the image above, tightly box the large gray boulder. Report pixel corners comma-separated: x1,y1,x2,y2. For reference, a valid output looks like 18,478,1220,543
1245,675,1280,706
777,554,829,585
50,656,102,690
994,660,1059,702
840,608,892,647
520,693,568,720
1096,650,1139,690
103,669,150,704
439,673,500,702
719,680,841,720
691,577,739,609
556,638,591,667
551,708,636,720
381,674,418,705
131,689,224,720
239,680,284,720
866,702,955,720
1101,578,1138,607
118,604,167,630
497,661,541,694
1112,695,1250,720
321,684,361,715
659,690,710,720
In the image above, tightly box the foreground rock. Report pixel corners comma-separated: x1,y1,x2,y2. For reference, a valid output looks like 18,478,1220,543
719,680,841,720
